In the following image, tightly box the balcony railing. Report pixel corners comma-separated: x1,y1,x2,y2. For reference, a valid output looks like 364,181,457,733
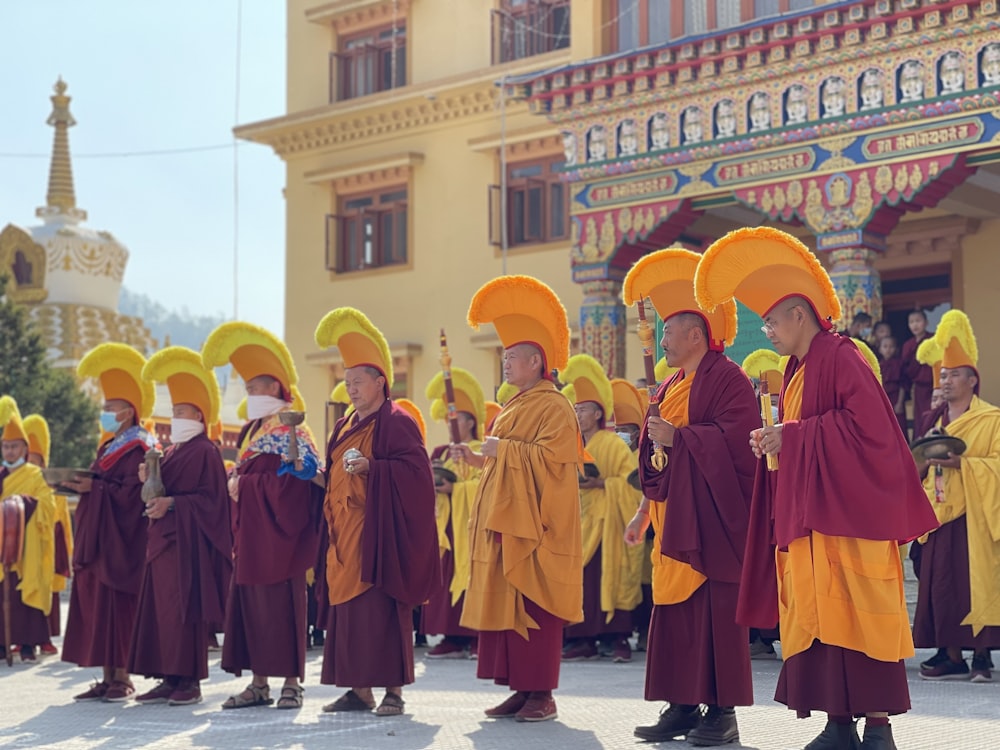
491,0,570,65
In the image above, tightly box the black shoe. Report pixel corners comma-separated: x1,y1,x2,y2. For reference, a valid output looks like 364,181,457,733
804,720,862,750
634,703,702,742
860,723,897,750
919,648,948,671
688,706,739,747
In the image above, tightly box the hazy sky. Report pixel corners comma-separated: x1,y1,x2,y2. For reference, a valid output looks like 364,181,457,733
0,1,287,334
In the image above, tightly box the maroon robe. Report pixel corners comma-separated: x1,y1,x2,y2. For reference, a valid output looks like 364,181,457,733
420,520,477,640
62,440,147,670
128,434,232,681
638,350,759,707
47,521,70,638
737,332,939,716
902,332,934,439
221,421,323,680
0,483,48,647
563,544,633,639
880,356,908,435
321,399,439,688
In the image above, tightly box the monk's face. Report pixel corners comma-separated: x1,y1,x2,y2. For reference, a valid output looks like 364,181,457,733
344,366,386,415
908,312,927,338
573,401,603,433
930,388,944,410
172,403,204,422
503,345,543,390
939,366,977,403
1,439,28,465
456,411,476,442
103,399,135,433
761,302,806,357
661,314,704,368
246,376,282,398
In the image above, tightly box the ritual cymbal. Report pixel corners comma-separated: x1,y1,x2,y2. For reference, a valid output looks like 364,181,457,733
433,465,458,485
910,434,966,463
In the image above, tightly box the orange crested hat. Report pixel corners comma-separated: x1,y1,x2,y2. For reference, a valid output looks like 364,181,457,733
558,354,614,419
610,378,645,428
916,334,945,388
143,346,221,426
78,343,155,420
483,401,502,432
623,248,738,352
22,414,50,465
741,349,785,393
931,309,978,371
695,227,841,330
468,275,570,374
426,367,487,440
395,398,426,442
314,308,393,389
0,396,28,444
201,322,297,401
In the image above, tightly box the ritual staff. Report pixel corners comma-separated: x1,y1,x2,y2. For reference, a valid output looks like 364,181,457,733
453,275,583,723
622,249,759,747
23,413,72,658
559,355,641,664
314,308,438,717
423,367,487,660
0,398,56,664
902,309,935,441
912,311,1000,683
695,227,938,750
63,344,156,702
127,347,232,705
202,322,323,711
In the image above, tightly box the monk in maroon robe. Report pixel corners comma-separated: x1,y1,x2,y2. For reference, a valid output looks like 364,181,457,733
901,310,934,441
321,366,439,717
221,375,323,710
629,316,759,746
128,419,231,706
62,401,151,703
878,336,907,435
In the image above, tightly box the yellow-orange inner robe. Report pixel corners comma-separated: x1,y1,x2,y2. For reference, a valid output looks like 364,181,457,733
434,440,483,606
0,463,56,614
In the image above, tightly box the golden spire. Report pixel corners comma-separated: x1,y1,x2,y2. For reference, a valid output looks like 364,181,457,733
37,77,86,223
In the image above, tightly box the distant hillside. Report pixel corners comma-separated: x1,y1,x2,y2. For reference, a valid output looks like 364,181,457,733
119,287,225,352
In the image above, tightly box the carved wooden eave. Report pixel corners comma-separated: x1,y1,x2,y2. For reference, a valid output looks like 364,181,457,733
304,151,424,192
467,126,562,157
234,50,572,159
305,0,412,32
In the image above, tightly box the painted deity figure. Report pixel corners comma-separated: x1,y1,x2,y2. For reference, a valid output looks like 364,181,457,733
748,91,771,132
617,119,639,157
821,77,847,118
562,131,577,167
648,112,670,151
682,106,704,146
859,68,884,111
939,51,965,95
785,84,808,125
587,125,608,163
899,60,925,103
714,99,737,139
982,43,1000,86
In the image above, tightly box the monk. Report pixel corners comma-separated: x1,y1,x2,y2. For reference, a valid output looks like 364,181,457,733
901,309,934,441
453,343,583,722
627,314,759,747
129,349,232,706
0,398,56,665
878,336,907,435
320,365,439,716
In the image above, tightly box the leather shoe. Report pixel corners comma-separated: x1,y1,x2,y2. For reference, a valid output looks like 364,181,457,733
860,723,897,750
804,720,862,750
688,706,739,747
514,692,557,722
484,691,528,718
634,703,701,742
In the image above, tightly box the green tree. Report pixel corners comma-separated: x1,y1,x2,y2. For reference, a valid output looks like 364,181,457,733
0,275,98,467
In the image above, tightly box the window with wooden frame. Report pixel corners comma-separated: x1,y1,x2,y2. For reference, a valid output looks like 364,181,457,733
331,24,406,102
608,0,813,53
492,0,570,65
326,188,408,273
488,157,569,248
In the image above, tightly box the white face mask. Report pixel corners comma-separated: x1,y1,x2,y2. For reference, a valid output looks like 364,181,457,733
170,418,205,444
771,405,780,423
246,394,288,421
616,431,633,445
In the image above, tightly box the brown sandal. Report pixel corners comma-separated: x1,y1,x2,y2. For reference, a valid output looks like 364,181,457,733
222,683,273,709
375,691,405,717
276,684,304,710
323,689,376,713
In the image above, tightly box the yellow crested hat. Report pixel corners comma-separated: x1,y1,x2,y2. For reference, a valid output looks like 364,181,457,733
143,346,222,426
916,335,945,388
934,309,978,371
654,357,678,384
610,378,645,428
208,420,223,442
495,381,519,406
395,398,426,442
426,367,487,440
202,322,298,401
468,275,570,374
236,397,247,422
315,308,393,389
484,401,502,432
741,349,785,393
22,414,50,465
0,396,28,444
290,385,306,412
856,342,882,384
623,248,738,351
78,343,155,420
695,227,841,330
329,381,350,405
557,354,614,419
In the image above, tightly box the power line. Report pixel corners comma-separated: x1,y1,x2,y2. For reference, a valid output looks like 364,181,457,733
232,0,243,322
0,143,238,159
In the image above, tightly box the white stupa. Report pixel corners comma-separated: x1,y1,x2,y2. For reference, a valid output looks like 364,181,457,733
0,78,154,369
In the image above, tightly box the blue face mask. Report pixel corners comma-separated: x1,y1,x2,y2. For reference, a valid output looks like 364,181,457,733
2,457,26,470
100,410,122,434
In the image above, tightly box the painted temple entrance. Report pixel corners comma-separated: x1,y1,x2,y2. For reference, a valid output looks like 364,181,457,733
511,0,1000,377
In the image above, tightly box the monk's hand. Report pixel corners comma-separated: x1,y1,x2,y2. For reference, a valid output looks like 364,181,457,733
749,428,764,458
227,475,240,502
435,477,454,496
144,496,173,520
646,416,676,447
448,442,484,469
758,424,783,455
345,455,370,475
480,437,500,458
63,475,93,494
624,511,650,546
929,452,961,470
579,476,605,490
138,464,148,483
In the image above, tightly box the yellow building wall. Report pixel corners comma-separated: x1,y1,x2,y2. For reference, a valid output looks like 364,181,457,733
956,221,1000,404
